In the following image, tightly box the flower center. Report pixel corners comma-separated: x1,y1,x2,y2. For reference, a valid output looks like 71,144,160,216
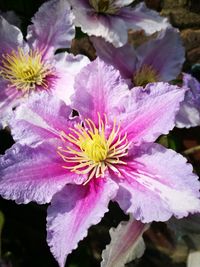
0,48,52,92
133,65,159,87
58,114,129,184
89,0,120,14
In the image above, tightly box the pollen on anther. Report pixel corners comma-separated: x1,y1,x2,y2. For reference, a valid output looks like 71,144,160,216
57,114,129,185
0,48,53,93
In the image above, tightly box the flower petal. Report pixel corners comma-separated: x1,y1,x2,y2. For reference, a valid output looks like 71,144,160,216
9,92,75,146
121,82,186,144
53,52,90,105
47,178,118,267
136,27,185,82
73,60,185,143
27,0,75,58
120,2,170,35
187,251,200,267
176,73,200,128
0,81,22,127
91,36,137,79
115,143,200,223
0,16,26,55
69,0,128,47
0,141,73,204
72,58,130,124
101,216,148,267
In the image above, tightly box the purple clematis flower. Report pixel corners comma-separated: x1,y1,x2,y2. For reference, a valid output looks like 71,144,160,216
68,0,170,47
0,0,89,126
176,73,200,128
0,59,200,267
92,27,185,87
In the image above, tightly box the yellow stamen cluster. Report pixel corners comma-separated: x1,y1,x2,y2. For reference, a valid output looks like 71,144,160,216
133,65,159,87
0,48,52,93
89,0,120,14
58,114,129,185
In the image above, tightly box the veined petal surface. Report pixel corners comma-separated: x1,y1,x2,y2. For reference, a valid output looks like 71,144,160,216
73,59,186,144
121,82,186,144
120,2,170,35
47,178,118,267
27,0,75,58
53,53,90,105
69,0,128,47
0,16,26,55
115,143,200,223
91,37,137,79
9,92,76,146
101,216,148,267
72,58,130,125
176,73,200,128
136,27,185,82
0,142,74,204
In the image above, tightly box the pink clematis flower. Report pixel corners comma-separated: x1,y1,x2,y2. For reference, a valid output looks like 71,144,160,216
92,27,185,86
0,59,200,267
68,0,170,47
176,73,200,128
0,0,89,126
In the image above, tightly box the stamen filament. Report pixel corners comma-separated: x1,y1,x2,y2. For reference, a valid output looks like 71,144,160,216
58,114,129,184
0,47,53,93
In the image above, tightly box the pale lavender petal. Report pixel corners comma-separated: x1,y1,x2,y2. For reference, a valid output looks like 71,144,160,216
176,105,200,128
0,81,22,123
53,53,90,105
92,27,185,83
101,217,148,267
115,143,200,223
120,2,170,35
136,28,185,82
27,0,75,58
0,142,74,204
0,16,26,55
120,82,186,144
187,252,200,267
70,1,169,47
72,58,130,124
9,92,76,146
70,0,128,47
47,178,118,267
73,60,185,143
91,36,137,79
176,73,200,128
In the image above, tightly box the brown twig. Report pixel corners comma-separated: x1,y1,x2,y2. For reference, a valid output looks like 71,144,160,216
183,145,200,155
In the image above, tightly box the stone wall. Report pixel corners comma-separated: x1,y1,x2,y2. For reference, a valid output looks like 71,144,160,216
145,0,200,67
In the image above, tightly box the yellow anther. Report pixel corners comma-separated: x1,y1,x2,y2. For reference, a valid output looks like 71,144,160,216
58,114,129,184
0,48,52,93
